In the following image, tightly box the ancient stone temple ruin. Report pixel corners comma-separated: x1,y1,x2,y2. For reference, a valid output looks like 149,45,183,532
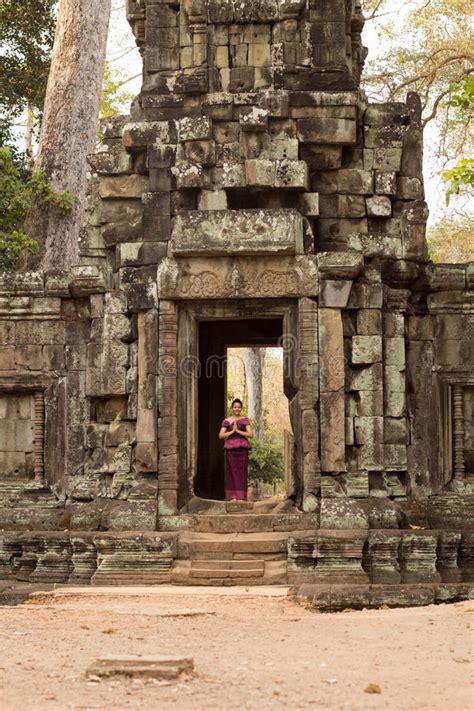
0,0,473,608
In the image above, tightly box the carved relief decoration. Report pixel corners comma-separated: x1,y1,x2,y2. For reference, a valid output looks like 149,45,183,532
158,256,318,300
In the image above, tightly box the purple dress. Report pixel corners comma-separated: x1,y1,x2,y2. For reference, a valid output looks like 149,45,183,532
222,417,251,501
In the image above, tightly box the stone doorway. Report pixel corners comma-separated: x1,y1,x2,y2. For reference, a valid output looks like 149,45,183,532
226,345,290,502
196,318,283,500
176,300,302,510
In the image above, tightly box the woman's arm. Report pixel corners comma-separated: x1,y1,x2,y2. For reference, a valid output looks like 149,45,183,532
219,425,237,440
238,423,253,439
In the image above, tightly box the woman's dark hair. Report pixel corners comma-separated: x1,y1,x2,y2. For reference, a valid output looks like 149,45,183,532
231,398,243,407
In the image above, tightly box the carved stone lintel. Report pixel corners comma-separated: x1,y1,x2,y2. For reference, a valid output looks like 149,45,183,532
452,384,465,480
158,256,318,300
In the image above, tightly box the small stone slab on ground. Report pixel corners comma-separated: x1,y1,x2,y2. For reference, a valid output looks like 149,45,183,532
87,655,194,681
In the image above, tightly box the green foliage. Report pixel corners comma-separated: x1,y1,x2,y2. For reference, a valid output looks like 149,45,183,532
0,231,39,273
248,438,284,485
0,0,56,141
100,61,135,120
98,61,135,140
0,148,37,270
0,147,75,271
443,79,474,204
443,159,474,205
29,171,76,215
445,77,474,113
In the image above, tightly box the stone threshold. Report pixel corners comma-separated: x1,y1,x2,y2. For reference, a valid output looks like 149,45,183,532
158,513,319,533
182,496,299,514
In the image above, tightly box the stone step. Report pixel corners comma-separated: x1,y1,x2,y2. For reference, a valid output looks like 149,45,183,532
91,572,172,586
185,498,297,515
178,531,289,558
190,567,264,579
171,560,287,586
191,559,265,572
0,481,50,495
159,513,319,533
233,552,286,561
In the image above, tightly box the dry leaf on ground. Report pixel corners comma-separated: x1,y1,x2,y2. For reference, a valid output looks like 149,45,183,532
364,683,382,694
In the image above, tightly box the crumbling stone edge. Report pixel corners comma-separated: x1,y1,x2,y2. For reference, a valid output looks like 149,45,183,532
293,582,474,612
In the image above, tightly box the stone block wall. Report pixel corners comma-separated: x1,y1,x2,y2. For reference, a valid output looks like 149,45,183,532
127,0,366,96
0,0,472,540
0,271,158,530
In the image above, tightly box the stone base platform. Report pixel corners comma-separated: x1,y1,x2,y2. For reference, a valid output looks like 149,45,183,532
1,525,473,607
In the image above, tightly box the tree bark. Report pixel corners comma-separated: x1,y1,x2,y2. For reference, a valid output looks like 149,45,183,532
27,0,111,272
25,105,35,167
242,347,265,441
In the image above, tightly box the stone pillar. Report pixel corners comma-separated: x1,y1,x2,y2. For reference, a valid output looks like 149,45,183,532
157,300,179,515
136,310,158,474
453,384,466,480
382,311,407,493
34,391,45,483
298,298,320,510
406,327,436,497
319,308,345,473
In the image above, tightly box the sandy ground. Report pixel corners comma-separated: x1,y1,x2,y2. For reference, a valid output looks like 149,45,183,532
0,586,472,711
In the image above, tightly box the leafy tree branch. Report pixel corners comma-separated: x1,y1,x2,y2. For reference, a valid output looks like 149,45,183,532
0,147,74,271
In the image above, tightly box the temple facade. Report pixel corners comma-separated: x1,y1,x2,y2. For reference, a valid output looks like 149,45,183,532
0,0,472,607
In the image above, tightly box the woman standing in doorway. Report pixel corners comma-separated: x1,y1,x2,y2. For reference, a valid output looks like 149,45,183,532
219,398,253,501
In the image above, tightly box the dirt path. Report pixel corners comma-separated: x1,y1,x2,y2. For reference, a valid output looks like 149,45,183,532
0,586,472,710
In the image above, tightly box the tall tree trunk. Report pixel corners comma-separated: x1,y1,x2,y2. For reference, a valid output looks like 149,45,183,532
27,0,111,271
242,348,265,441
25,105,35,168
